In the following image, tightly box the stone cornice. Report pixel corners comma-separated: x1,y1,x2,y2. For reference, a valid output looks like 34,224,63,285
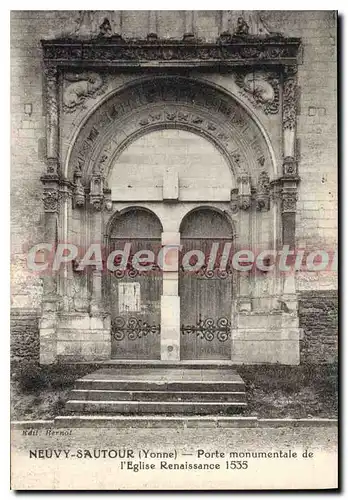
41,36,301,68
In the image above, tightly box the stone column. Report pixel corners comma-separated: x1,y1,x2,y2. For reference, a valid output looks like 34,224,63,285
89,200,104,315
160,232,181,361
39,64,60,364
237,175,252,312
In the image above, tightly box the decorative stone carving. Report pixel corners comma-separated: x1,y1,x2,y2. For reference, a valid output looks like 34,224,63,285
283,156,298,177
237,174,251,210
68,78,274,185
42,38,301,67
256,171,271,211
104,188,113,211
235,17,249,36
43,188,59,213
281,189,297,213
231,152,248,175
90,158,104,210
46,158,59,175
63,72,105,113
44,64,59,175
283,66,298,131
138,108,233,147
235,71,280,114
99,17,112,37
230,189,239,214
73,165,85,208
58,186,73,207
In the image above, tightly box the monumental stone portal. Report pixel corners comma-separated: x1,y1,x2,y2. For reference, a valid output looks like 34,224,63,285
11,11,337,367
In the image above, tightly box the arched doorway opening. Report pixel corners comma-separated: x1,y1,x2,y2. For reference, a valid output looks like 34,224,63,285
107,208,163,359
179,208,234,360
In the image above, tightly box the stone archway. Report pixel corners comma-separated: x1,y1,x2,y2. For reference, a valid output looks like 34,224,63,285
39,46,301,364
67,76,275,189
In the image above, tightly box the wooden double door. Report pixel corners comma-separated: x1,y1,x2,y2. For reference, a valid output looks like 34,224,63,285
108,208,233,360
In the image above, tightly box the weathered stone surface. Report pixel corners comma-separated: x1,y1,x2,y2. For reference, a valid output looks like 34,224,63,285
299,290,338,364
11,309,40,363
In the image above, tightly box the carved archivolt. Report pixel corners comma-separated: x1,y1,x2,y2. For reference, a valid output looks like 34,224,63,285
67,78,273,186
63,72,106,112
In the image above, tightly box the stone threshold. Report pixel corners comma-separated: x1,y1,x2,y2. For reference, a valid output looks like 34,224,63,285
11,417,338,429
70,360,243,369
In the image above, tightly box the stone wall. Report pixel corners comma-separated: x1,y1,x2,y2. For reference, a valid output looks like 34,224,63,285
299,290,338,364
10,309,40,364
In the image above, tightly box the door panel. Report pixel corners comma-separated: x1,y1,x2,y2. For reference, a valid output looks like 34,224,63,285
108,209,162,359
179,209,233,360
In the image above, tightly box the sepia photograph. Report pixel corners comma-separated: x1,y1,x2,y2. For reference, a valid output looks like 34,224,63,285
10,8,338,490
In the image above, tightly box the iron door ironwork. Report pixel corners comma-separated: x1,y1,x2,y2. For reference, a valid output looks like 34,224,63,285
179,209,233,360
108,209,162,359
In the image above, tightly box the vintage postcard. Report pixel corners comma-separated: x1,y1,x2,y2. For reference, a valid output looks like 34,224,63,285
10,9,338,490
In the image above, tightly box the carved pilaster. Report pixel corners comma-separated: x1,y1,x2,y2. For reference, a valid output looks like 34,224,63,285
282,65,298,159
44,64,59,176
281,178,299,258
282,65,298,131
281,64,299,253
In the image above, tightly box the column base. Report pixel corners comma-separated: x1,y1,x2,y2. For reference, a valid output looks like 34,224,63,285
160,295,180,360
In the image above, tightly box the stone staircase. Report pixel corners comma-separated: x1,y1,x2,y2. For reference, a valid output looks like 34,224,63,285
64,366,247,415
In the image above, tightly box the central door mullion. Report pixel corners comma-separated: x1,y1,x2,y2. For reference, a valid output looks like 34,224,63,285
160,231,181,360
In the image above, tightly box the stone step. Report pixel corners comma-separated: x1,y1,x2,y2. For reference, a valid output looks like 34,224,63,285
70,389,247,403
63,367,247,417
77,360,242,370
65,400,247,415
75,379,245,392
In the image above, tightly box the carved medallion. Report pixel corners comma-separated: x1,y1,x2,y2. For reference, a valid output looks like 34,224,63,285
63,72,106,113
235,71,280,114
